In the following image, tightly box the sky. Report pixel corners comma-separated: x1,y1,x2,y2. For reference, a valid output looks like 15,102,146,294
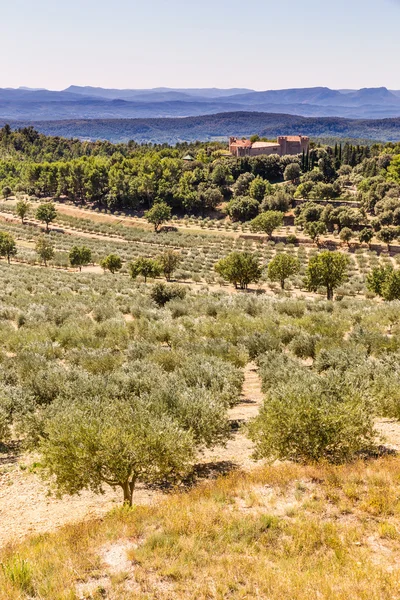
1,0,400,91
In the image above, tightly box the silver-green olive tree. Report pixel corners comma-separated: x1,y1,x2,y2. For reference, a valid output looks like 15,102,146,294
40,396,195,506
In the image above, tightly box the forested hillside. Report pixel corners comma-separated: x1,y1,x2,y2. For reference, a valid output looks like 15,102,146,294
1,112,400,144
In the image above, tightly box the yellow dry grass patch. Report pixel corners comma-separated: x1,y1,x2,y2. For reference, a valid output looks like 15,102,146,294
1,458,400,599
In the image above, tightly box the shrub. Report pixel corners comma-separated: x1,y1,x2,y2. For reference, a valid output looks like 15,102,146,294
248,376,376,464
150,282,187,307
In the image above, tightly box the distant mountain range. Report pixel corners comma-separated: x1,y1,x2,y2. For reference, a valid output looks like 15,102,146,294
2,112,399,144
1,86,400,120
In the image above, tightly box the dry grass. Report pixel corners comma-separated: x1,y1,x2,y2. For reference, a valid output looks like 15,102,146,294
2,457,400,599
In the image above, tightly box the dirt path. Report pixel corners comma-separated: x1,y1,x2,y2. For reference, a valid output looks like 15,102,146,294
199,362,264,470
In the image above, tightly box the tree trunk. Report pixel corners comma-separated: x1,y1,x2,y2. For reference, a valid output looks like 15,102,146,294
327,286,333,301
280,279,285,290
121,479,136,506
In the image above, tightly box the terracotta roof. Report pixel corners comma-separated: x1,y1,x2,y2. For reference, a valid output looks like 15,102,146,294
284,136,302,142
230,139,252,148
251,142,279,148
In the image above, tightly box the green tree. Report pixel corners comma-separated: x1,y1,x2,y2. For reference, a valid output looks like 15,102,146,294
382,270,400,301
40,396,195,506
248,377,375,464
367,265,394,296
144,202,172,232
284,163,301,184
129,257,161,283
35,235,54,266
249,177,267,201
249,211,284,238
377,226,396,250
304,221,327,245
100,254,122,274
2,185,12,200
36,202,57,232
69,245,92,271
0,232,17,264
339,227,353,247
305,251,349,300
16,199,30,224
267,253,300,289
227,196,259,222
359,228,373,246
215,252,262,290
158,250,181,281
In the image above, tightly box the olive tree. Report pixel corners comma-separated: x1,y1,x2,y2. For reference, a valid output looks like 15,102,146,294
305,250,349,300
215,252,261,290
35,236,54,266
0,232,17,264
248,376,375,464
144,202,171,232
267,253,300,289
249,211,283,238
16,199,30,224
40,396,195,506
36,202,57,232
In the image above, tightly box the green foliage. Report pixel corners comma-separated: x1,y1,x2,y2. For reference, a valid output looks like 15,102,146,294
248,375,375,464
35,235,54,266
69,245,92,271
366,266,393,296
359,228,373,245
267,253,300,289
15,199,30,224
40,394,196,505
215,252,262,289
100,253,122,274
158,249,181,281
227,196,259,222
35,202,57,232
249,211,283,237
144,202,172,232
340,227,353,245
150,282,187,307
0,232,17,263
305,251,350,300
368,266,400,300
304,221,327,244
129,257,161,282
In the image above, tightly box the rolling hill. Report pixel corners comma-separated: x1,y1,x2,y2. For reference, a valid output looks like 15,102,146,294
2,111,399,144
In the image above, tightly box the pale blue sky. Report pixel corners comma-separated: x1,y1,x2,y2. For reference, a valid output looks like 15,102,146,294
2,0,399,90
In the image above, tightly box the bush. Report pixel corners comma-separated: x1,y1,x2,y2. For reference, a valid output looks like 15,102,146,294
150,282,187,307
248,375,376,464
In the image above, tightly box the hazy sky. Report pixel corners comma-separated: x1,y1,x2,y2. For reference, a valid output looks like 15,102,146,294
2,0,400,90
